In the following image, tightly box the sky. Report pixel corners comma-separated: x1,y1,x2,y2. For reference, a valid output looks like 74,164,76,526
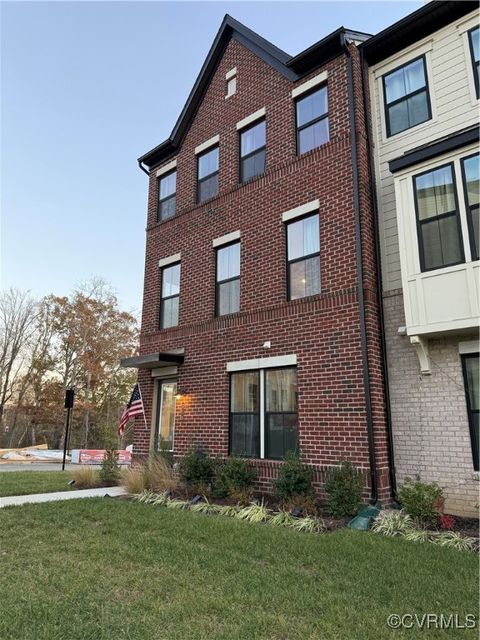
1,0,422,317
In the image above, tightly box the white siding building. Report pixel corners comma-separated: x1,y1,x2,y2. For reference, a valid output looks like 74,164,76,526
363,1,479,516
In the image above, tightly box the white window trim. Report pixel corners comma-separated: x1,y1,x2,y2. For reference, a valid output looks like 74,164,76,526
195,135,220,155
212,230,241,248
226,67,237,80
227,354,296,372
458,19,480,106
158,253,181,268
236,107,266,131
292,71,328,98
282,199,319,223
459,341,480,355
156,159,177,177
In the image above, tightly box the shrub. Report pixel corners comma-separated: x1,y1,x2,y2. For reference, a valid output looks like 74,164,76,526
145,455,178,493
397,476,444,526
270,511,297,528
99,450,121,486
282,494,318,516
324,461,363,516
290,516,325,534
213,457,257,499
235,501,270,524
431,531,477,552
370,510,414,536
273,453,314,501
121,465,147,494
178,449,215,490
439,514,456,530
72,466,101,489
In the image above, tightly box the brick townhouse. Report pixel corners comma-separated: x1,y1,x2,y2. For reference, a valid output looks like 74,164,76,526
362,0,479,516
122,15,397,502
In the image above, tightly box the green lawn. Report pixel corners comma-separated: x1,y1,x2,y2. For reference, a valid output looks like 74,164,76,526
0,499,477,640
0,470,73,497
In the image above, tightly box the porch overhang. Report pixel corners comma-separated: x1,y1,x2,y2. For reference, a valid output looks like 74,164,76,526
120,350,185,369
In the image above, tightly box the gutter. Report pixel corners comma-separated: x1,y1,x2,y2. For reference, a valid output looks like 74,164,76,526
138,159,150,176
344,37,378,503
359,47,397,497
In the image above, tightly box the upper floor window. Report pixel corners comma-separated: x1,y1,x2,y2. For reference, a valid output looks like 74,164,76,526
461,153,479,261
160,262,181,328
240,120,266,183
216,242,240,316
158,170,176,222
383,56,431,137
468,27,480,99
295,86,329,155
286,213,320,300
413,163,464,272
197,146,219,203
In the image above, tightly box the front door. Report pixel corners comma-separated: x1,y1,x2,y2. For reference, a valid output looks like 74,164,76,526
156,380,177,452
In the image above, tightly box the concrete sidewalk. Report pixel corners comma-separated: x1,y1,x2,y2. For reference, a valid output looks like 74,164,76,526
0,485,126,508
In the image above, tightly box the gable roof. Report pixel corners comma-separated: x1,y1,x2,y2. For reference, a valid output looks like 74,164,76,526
139,15,371,170
361,0,478,65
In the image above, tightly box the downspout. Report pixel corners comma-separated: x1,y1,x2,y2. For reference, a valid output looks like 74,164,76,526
344,38,378,503
138,159,150,176
360,47,397,498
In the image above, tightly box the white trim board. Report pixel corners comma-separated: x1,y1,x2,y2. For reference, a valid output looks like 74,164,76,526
212,230,241,248
156,159,177,177
195,135,220,155
459,341,480,355
236,107,266,131
226,354,297,372
158,253,181,268
282,199,319,223
292,71,328,98
226,67,237,80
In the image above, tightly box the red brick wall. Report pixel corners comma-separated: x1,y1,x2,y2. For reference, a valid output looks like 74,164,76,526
133,37,391,499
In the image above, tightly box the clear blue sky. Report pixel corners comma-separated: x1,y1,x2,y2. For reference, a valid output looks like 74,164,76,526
1,0,421,317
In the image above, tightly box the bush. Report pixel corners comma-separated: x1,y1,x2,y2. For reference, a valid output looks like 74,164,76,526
370,510,414,536
397,476,444,526
213,457,257,499
99,450,121,486
72,466,101,489
324,461,363,516
178,449,215,490
273,453,314,501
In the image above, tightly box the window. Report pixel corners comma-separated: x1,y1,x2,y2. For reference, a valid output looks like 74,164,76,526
226,76,237,98
468,27,480,99
158,170,176,222
383,56,431,137
155,380,177,452
462,353,479,471
286,213,320,300
216,242,240,316
413,164,464,271
240,120,266,183
197,146,219,203
461,154,479,261
230,371,260,457
295,86,329,154
230,367,298,459
160,263,180,328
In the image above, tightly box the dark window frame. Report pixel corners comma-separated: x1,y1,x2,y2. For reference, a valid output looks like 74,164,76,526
382,54,432,138
228,370,260,459
285,212,321,301
461,353,479,471
294,84,329,156
157,169,176,222
468,26,480,100
228,366,298,460
197,145,219,204
461,152,479,262
239,118,266,184
215,240,240,317
159,262,181,329
413,161,465,273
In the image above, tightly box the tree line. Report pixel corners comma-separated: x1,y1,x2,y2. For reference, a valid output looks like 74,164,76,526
0,279,139,451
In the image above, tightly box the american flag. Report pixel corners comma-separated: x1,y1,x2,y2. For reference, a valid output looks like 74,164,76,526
118,384,145,436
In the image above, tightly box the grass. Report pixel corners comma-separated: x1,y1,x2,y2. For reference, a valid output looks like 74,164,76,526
0,499,478,640
0,471,73,497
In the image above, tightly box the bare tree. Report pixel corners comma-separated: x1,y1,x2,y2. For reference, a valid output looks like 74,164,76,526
0,289,37,426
